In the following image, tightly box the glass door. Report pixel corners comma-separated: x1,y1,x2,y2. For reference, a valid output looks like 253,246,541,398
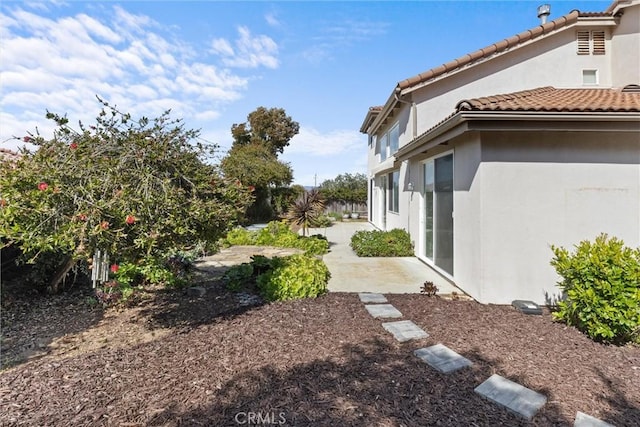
423,153,454,275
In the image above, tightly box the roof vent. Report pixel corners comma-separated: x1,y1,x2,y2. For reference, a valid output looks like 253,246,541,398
621,84,640,93
537,4,551,24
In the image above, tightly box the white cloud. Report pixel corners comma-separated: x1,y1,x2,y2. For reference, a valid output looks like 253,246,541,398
0,5,267,146
210,26,279,69
300,18,389,64
286,127,365,156
211,38,234,57
265,12,280,28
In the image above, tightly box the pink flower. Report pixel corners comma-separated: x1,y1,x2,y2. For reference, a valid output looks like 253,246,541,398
248,185,255,192
77,213,88,221
70,142,78,150
23,136,32,143
0,199,6,208
110,264,119,273
38,182,48,191
100,221,110,230
125,215,136,225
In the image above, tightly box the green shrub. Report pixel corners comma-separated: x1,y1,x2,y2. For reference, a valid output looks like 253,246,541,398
221,221,329,255
257,254,329,301
310,215,333,228
223,254,330,302
327,212,343,222
350,228,414,257
223,227,256,246
223,263,255,291
550,233,640,345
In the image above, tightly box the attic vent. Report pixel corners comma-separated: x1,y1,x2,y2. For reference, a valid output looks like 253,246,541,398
592,31,605,54
577,30,606,55
576,31,590,54
622,84,640,93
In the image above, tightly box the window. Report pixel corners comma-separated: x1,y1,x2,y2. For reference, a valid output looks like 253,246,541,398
577,30,606,55
389,123,399,155
582,69,598,85
388,170,399,213
378,122,399,162
379,133,389,161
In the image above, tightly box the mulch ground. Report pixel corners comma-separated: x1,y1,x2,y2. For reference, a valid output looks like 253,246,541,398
1,278,639,426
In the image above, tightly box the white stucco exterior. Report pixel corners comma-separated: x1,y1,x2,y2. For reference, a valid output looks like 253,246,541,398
363,1,640,304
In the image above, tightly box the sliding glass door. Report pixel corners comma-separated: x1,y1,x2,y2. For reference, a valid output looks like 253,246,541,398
423,153,454,275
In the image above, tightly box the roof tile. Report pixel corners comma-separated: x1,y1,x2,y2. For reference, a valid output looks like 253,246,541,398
397,10,582,91
455,87,640,112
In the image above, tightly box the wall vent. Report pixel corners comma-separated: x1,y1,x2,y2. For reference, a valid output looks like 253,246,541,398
577,31,590,54
592,30,606,54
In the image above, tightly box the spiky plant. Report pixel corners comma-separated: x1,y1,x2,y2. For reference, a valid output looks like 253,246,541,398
286,189,325,236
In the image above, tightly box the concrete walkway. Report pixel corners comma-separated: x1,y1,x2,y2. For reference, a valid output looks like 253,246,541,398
308,221,462,295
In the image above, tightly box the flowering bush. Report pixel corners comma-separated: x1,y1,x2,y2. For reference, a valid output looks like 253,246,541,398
0,99,254,293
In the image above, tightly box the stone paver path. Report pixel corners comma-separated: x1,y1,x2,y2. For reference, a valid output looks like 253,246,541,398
414,344,473,373
381,320,429,342
574,412,615,427
364,304,403,319
474,374,547,420
358,292,388,303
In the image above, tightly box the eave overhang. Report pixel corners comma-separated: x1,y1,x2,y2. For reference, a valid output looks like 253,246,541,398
394,111,640,162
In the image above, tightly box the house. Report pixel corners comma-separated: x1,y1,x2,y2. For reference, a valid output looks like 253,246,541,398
360,0,640,304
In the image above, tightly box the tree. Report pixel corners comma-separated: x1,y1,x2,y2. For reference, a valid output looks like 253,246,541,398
286,189,325,236
223,107,299,222
319,173,367,211
220,144,293,221
0,99,253,292
220,144,292,189
230,107,299,155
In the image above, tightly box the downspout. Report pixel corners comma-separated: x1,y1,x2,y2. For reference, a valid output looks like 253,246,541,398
394,88,417,139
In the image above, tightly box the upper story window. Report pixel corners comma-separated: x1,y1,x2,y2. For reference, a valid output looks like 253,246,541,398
379,133,389,161
577,30,605,55
378,122,400,162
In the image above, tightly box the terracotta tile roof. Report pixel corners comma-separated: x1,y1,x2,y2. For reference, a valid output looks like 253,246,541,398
455,87,640,113
397,10,583,91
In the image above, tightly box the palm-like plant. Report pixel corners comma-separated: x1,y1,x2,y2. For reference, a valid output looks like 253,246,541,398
286,189,325,236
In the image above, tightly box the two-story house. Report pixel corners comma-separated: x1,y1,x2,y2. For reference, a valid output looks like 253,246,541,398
360,0,640,304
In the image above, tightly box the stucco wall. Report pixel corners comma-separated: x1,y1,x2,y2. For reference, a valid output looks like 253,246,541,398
611,4,640,87
407,27,615,144
471,130,640,304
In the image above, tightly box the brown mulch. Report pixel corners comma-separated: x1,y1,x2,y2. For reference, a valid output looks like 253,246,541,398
1,281,639,426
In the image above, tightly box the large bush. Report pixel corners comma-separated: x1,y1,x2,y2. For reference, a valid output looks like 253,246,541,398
257,254,329,301
221,221,329,256
350,228,414,257
0,100,253,293
550,234,640,344
223,254,330,302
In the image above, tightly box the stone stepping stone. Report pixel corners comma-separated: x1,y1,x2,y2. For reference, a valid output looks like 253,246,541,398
475,374,547,420
358,292,388,303
381,320,429,342
365,304,402,318
574,412,615,427
414,344,473,373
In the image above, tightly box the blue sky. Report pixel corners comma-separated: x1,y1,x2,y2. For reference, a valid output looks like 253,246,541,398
0,0,612,186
